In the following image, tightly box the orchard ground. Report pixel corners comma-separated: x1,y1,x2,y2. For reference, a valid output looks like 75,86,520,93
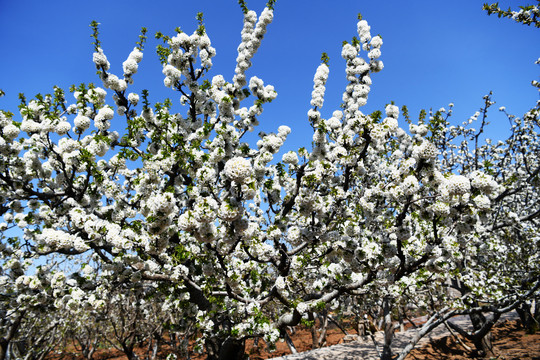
47,312,540,359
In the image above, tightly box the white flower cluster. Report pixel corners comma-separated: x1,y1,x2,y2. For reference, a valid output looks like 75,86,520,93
51,272,66,289
17,100,58,135
92,48,110,70
218,200,241,222
56,119,71,135
373,104,400,138
341,43,358,60
278,125,291,138
446,175,471,196
370,35,383,48
385,104,399,118
74,114,91,132
233,8,274,88
38,228,89,252
473,194,491,210
410,123,429,136
413,140,439,160
358,20,371,43
57,138,81,166
485,2,540,27
230,314,280,345
224,157,253,183
469,170,498,194
249,76,277,102
162,64,182,87
178,211,197,231
282,151,299,165
86,137,110,157
326,110,343,130
103,73,127,92
275,276,286,290
169,32,190,49
401,175,420,196
257,128,288,155
2,123,19,141
94,106,114,131
123,47,143,78
93,51,128,92
340,18,383,124
147,192,176,215
431,201,450,216
196,166,217,184
164,30,216,88
310,64,329,108
127,92,139,105
194,197,218,223
94,46,142,92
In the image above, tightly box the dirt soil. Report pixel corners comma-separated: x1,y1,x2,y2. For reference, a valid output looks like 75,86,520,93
246,326,348,359
248,319,540,359
407,319,540,360
48,319,540,359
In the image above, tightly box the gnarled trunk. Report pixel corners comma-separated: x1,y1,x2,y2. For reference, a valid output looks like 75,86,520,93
516,301,540,334
0,311,25,360
468,311,495,357
205,337,245,360
380,296,394,360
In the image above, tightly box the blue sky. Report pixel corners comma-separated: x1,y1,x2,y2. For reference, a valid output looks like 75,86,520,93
0,0,538,151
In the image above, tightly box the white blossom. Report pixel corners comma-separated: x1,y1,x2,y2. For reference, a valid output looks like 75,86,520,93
224,157,252,183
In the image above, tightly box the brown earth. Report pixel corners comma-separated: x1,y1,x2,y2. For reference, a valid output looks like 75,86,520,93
48,319,540,359
407,319,540,360
246,326,350,359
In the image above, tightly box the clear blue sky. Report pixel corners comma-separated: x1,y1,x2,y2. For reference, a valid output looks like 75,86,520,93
0,0,538,151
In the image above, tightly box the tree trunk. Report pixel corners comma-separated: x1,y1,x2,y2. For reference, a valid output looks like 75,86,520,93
120,342,139,360
281,329,298,354
452,280,495,357
0,312,25,360
534,300,540,333
205,337,245,360
308,312,319,349
87,344,96,360
317,311,329,347
469,312,494,357
380,296,394,360
516,301,539,334
0,339,7,360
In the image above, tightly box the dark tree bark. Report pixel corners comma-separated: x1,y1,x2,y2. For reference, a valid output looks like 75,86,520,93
205,337,245,360
381,296,394,360
516,301,540,334
0,311,25,360
468,311,495,357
